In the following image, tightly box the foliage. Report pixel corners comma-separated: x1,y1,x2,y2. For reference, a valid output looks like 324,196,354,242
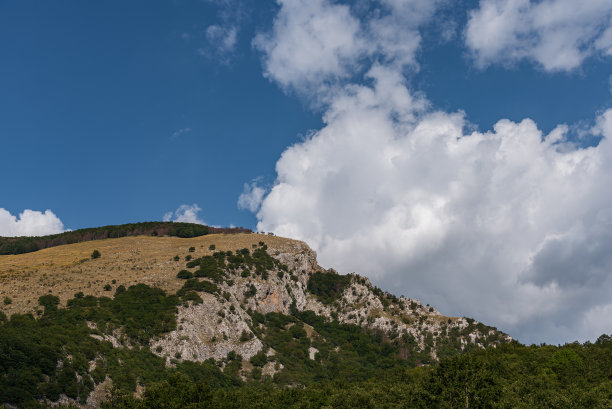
0,222,253,255
307,271,351,304
91,249,101,259
176,279,219,296
100,337,612,408
177,270,193,279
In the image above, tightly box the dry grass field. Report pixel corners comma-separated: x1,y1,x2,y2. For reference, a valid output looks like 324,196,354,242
0,233,305,317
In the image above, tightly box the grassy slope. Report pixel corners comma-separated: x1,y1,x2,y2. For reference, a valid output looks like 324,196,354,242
0,234,303,317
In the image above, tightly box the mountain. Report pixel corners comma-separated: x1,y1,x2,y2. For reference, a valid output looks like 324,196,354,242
0,223,610,408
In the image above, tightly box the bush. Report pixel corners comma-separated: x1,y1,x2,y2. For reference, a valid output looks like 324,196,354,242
251,367,262,380
177,270,193,279
189,247,195,253
250,351,267,367
307,271,351,304
244,284,257,299
104,284,112,291
174,255,180,261
3,296,12,305
209,244,216,250
182,291,203,305
91,249,101,259
240,330,253,342
185,255,192,261
176,279,219,296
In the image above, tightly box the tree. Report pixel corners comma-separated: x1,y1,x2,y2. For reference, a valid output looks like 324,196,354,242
91,249,101,259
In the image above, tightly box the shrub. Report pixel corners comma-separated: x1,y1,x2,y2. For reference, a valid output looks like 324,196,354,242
38,294,60,311
176,279,219,296
104,284,112,291
177,270,193,279
189,247,195,253
244,284,257,299
185,255,192,261
174,255,180,261
240,330,253,342
307,271,351,304
182,291,203,305
3,296,12,305
186,259,201,268
91,249,101,259
250,351,267,367
209,244,216,250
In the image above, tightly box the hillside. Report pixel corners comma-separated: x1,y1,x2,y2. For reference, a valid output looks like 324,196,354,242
0,233,508,357
1,228,610,408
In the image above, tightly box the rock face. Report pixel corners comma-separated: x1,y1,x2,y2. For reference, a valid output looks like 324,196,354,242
151,237,510,365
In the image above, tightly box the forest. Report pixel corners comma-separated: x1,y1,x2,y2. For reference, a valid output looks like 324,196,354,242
0,222,251,255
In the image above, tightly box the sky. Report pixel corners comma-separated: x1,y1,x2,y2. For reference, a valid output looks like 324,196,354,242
1,0,612,345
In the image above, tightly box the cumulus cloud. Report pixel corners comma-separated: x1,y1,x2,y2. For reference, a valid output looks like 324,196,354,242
249,0,612,344
465,0,612,71
253,0,366,96
257,76,612,344
237,180,266,212
0,208,65,237
163,204,206,224
253,0,440,99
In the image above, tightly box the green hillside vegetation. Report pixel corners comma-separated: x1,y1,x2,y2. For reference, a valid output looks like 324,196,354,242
0,222,252,255
103,336,612,408
1,274,611,408
1,235,610,408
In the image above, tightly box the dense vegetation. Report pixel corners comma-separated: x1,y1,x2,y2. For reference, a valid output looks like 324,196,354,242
179,243,288,283
2,274,611,408
104,337,612,408
307,271,351,304
0,222,251,255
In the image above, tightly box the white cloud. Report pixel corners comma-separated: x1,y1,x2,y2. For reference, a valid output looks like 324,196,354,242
465,0,612,71
253,0,440,99
256,69,612,343
248,0,612,345
253,0,366,97
163,204,206,224
0,208,65,237
237,180,266,212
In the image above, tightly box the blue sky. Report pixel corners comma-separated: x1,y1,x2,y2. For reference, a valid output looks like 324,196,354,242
0,0,322,229
2,0,612,344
